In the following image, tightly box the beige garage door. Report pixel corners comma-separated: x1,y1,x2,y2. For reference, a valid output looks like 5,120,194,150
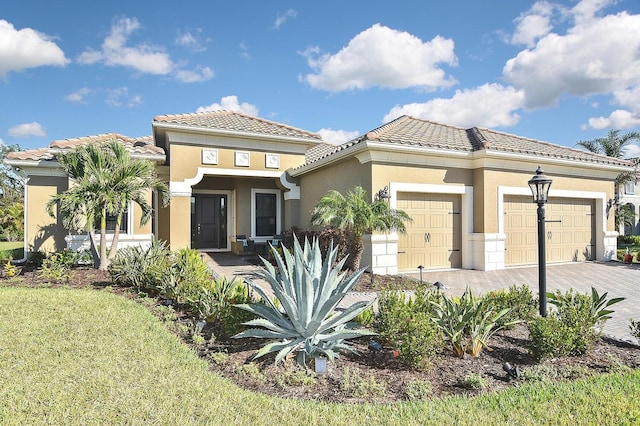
397,193,461,271
504,196,595,266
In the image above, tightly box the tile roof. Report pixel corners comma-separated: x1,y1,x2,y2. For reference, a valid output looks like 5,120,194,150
154,110,322,141
301,115,632,167
6,133,164,162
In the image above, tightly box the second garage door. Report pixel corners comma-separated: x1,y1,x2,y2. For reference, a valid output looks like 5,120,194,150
397,193,462,271
504,196,595,266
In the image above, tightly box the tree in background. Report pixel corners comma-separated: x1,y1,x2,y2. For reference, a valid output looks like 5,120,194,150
310,185,411,271
0,144,24,241
47,140,170,270
576,129,640,232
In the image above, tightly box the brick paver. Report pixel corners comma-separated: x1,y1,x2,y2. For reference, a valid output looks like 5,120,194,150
204,253,640,344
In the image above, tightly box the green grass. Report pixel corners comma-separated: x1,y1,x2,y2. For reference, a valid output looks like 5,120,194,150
0,241,23,262
1,286,639,425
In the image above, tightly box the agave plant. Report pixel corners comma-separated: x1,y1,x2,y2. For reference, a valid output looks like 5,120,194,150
233,236,376,366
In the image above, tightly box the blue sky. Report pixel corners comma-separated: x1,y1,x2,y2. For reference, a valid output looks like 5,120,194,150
2,0,640,156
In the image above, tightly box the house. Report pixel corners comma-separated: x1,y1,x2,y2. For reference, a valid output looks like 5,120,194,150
617,157,640,236
6,111,633,273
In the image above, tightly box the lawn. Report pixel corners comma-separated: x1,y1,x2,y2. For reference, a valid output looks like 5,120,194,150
0,241,23,262
1,286,639,425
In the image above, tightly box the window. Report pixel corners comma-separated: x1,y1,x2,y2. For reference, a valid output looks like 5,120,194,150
251,189,281,238
625,182,635,195
94,207,129,234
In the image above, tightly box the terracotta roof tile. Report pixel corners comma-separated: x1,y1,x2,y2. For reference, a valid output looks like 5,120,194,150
154,110,322,141
299,116,632,168
6,133,164,162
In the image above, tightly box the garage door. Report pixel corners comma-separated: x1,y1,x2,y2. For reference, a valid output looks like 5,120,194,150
397,193,461,271
504,196,595,266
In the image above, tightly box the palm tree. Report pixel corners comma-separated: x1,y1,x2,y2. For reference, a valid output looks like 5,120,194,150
310,185,411,270
47,140,169,270
575,129,640,158
576,129,640,233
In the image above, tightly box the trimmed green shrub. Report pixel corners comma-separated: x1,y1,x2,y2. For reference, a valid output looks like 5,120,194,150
483,284,537,327
528,287,625,359
376,289,443,369
108,239,172,291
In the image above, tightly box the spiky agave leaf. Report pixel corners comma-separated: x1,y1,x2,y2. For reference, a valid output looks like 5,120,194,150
233,235,376,365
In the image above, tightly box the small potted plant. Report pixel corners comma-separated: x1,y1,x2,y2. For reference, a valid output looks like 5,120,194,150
623,249,634,263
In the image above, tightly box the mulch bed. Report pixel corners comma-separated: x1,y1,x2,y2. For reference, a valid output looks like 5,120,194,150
3,266,640,403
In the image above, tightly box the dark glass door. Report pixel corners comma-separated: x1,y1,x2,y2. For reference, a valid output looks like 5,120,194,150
192,195,227,249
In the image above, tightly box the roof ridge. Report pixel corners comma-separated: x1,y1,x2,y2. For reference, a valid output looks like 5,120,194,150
478,126,632,164
154,110,321,140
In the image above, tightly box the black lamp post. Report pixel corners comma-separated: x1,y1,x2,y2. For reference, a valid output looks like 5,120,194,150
528,166,553,317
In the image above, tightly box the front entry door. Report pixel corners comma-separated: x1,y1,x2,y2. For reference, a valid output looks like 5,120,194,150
192,195,227,249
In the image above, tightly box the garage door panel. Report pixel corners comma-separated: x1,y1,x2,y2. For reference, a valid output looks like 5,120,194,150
505,196,595,266
398,193,461,271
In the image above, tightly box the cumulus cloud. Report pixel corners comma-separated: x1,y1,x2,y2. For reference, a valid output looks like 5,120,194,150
0,20,69,79
511,1,555,47
317,128,360,145
274,9,297,29
301,24,457,92
503,5,640,109
588,110,640,130
175,29,209,52
106,87,142,108
624,143,640,159
8,122,46,138
197,95,259,116
65,87,93,103
174,66,214,83
383,84,525,129
78,17,213,83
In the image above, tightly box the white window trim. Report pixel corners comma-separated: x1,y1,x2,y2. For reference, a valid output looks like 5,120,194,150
250,188,281,241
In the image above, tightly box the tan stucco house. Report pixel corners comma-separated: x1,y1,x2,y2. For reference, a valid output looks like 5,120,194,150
6,111,633,274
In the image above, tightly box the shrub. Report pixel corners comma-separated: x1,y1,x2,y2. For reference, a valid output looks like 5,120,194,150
617,235,640,246
169,248,215,304
528,287,625,359
41,251,74,281
630,318,640,344
376,289,443,369
108,239,171,291
233,237,375,366
340,367,386,398
3,258,19,277
405,380,432,401
458,373,488,390
483,285,537,327
353,306,375,326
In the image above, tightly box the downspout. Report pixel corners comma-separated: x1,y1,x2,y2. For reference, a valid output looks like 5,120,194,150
13,175,28,264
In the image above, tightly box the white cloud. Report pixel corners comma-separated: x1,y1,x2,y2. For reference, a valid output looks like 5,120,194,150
588,110,640,130
78,17,173,74
175,29,209,52
65,87,92,103
623,143,640,159
239,41,250,59
0,19,69,79
317,128,360,145
106,87,142,108
301,24,457,92
503,7,640,109
274,9,297,29
196,95,259,116
174,66,214,83
78,17,213,83
8,122,46,138
383,83,525,129
511,1,555,47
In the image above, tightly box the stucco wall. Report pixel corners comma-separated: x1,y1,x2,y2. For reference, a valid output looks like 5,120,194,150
297,158,372,228
170,144,305,182
26,175,69,253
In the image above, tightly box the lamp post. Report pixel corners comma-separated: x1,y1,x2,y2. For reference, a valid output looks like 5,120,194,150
528,166,553,317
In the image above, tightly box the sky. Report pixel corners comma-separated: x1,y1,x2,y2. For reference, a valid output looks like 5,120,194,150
2,0,640,157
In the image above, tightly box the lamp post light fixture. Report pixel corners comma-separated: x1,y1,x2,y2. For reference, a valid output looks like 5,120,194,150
528,166,553,317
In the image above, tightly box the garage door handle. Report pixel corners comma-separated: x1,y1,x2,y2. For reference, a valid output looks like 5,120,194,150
424,233,431,243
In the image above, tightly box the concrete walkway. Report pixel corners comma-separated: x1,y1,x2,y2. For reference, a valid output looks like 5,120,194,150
203,252,640,344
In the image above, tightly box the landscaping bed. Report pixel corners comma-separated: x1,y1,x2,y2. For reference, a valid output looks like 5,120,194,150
4,266,639,404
